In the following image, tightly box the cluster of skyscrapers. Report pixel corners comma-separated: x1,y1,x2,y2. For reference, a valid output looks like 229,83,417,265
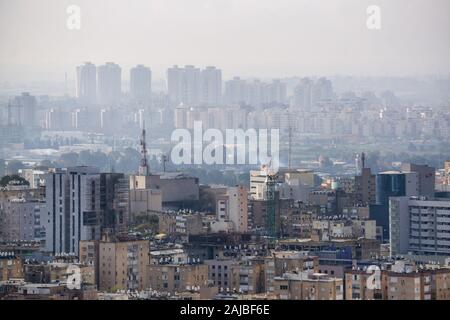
76,62,152,106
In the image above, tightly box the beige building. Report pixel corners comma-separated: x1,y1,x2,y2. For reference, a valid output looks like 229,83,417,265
216,186,248,233
24,262,95,286
273,272,343,300
79,240,100,286
0,253,23,281
98,239,149,292
345,270,387,300
129,174,162,223
265,251,318,292
148,263,208,294
157,212,205,236
158,213,176,235
230,257,265,294
129,189,162,217
345,264,450,300
205,259,240,291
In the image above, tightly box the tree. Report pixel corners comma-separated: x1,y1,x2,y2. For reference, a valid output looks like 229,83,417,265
59,152,79,167
0,175,29,187
0,159,5,178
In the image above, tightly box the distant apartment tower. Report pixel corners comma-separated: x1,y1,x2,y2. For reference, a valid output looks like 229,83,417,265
390,196,450,256
313,77,334,104
167,65,201,107
224,77,247,105
200,66,222,106
43,167,129,255
401,163,435,197
8,92,37,127
168,65,222,107
293,78,313,112
293,77,333,111
269,80,288,105
130,64,152,106
97,62,122,105
76,62,97,105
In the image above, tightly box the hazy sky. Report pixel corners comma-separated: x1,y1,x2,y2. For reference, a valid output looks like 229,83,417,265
0,0,449,82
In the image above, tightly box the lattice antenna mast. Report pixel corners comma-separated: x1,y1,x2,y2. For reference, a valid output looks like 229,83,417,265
139,121,149,176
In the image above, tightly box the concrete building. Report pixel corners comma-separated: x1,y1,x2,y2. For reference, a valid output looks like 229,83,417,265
76,62,97,105
98,239,149,292
205,259,239,292
250,169,319,201
97,62,121,106
345,262,450,300
130,173,199,208
148,263,208,294
273,272,343,300
18,169,46,189
216,186,248,233
390,196,450,256
355,167,376,205
401,163,436,198
43,168,129,255
175,213,205,236
167,65,201,107
200,66,222,106
129,188,162,220
7,92,37,127
0,253,23,281
24,261,95,287
371,171,419,240
227,186,248,232
130,64,152,106
230,257,265,294
0,197,44,242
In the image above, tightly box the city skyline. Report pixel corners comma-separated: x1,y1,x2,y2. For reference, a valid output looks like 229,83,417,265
1,0,450,305
1,0,450,82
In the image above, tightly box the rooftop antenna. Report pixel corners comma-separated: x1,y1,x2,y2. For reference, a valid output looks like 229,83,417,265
161,154,168,172
139,120,149,176
361,152,366,169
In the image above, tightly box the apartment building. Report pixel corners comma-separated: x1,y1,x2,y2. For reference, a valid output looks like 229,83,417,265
0,197,44,242
43,168,129,255
273,272,344,300
98,239,149,292
215,186,248,233
390,196,450,256
148,263,208,294
265,251,318,293
345,261,450,300
0,253,23,281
